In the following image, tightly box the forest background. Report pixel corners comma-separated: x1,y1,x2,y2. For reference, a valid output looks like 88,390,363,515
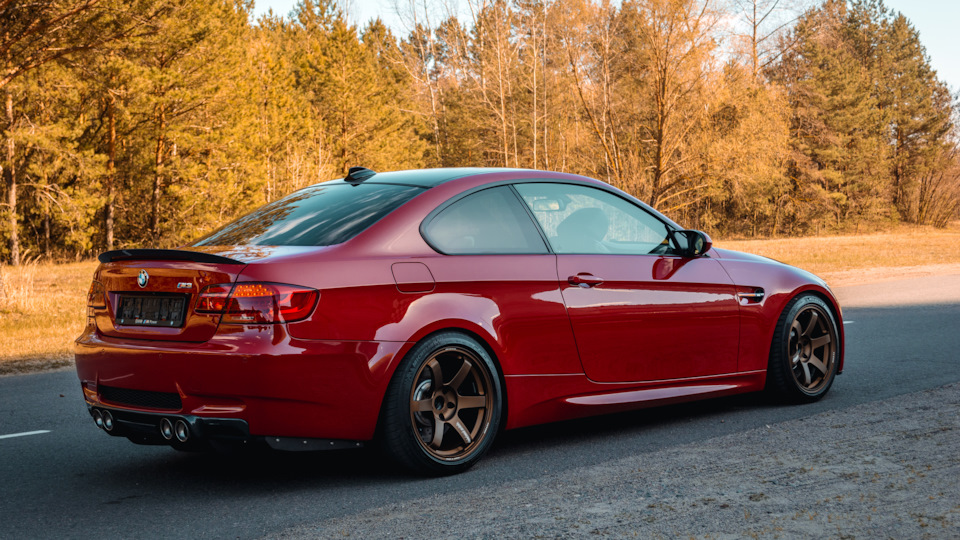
2,0,959,266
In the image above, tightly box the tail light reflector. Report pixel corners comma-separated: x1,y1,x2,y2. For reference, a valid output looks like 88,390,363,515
195,284,232,313
87,281,106,308
196,282,318,324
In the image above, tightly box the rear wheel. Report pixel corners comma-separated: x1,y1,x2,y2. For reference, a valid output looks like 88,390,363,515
766,294,840,403
380,332,502,475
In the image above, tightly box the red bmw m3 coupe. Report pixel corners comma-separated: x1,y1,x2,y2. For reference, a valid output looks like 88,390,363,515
76,167,844,475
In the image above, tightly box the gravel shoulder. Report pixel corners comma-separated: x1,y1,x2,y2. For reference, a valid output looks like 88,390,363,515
821,263,960,288
274,382,960,539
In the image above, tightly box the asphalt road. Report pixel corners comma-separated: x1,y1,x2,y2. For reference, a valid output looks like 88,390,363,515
1,275,958,539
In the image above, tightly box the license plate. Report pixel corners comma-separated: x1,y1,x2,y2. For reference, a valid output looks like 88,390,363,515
116,295,187,327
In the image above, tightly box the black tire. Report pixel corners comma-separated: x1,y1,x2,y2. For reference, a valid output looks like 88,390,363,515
766,294,840,403
380,331,503,475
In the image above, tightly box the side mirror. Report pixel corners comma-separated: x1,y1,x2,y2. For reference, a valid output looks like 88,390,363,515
670,229,712,257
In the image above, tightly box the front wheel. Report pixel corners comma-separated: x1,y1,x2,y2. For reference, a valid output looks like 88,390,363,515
380,332,502,475
766,294,840,403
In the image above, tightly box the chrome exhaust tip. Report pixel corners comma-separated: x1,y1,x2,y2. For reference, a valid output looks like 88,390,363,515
174,419,189,443
102,410,115,432
159,418,174,440
92,409,104,429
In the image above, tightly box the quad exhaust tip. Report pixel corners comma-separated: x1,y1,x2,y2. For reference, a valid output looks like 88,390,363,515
160,417,189,443
174,419,190,443
102,410,115,432
160,418,174,440
94,410,190,442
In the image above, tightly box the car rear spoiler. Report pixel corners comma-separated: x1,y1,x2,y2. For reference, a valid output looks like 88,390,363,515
98,249,245,265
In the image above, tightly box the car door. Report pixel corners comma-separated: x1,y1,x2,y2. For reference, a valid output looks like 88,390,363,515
513,182,740,383
419,185,584,376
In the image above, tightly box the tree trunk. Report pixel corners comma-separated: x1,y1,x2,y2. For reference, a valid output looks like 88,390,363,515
43,201,50,258
105,88,116,250
751,0,759,78
42,169,50,258
531,11,538,169
542,53,549,170
496,39,509,168
151,105,166,240
4,89,18,265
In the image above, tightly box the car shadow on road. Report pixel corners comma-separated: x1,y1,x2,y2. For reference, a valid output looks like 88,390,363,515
91,389,803,496
490,391,777,458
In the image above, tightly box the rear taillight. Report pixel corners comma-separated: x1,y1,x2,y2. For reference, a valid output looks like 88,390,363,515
195,284,232,313
196,282,318,324
87,281,106,308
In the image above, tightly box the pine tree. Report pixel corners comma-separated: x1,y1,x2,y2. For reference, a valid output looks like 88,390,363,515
248,14,327,203
771,0,888,232
120,0,248,245
874,11,952,222
1,0,157,263
20,61,106,257
294,1,425,175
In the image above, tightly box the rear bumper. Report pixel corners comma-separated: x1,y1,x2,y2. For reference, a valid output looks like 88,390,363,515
75,324,410,441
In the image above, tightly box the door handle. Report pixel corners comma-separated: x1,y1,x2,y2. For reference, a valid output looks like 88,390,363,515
568,273,604,287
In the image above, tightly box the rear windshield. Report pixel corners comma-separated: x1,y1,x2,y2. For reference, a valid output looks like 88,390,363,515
191,183,423,247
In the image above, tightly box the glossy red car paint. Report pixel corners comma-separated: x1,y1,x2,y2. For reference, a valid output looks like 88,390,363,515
76,168,844,456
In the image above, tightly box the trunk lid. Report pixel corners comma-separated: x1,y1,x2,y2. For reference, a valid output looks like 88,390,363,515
95,249,246,342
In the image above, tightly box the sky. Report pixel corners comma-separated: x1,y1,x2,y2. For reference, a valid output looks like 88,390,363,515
882,0,960,92
251,0,960,92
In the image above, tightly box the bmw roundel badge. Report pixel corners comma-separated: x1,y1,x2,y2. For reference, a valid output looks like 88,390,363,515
137,269,149,288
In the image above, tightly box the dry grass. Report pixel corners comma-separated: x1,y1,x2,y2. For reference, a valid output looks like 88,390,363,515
0,260,97,375
1,223,959,375
714,224,960,276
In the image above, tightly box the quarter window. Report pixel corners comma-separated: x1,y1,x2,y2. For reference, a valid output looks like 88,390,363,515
514,183,672,255
423,187,548,254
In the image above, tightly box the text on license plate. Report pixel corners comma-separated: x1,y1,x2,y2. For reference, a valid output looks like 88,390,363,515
116,295,187,327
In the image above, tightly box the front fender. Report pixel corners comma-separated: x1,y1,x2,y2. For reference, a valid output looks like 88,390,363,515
714,251,845,374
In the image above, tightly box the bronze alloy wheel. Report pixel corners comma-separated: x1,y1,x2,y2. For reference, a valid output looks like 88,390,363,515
409,346,494,461
381,331,502,475
787,303,837,394
767,294,840,403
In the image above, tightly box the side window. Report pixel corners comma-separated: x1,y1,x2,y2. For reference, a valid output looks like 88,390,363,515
423,186,549,254
514,183,671,255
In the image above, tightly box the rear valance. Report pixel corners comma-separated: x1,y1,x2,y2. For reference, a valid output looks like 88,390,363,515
98,249,245,265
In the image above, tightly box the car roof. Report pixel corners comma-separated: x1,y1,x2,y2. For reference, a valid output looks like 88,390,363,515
331,167,522,188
